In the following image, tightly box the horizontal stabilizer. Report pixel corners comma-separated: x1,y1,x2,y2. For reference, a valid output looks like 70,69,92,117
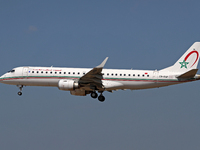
177,69,198,78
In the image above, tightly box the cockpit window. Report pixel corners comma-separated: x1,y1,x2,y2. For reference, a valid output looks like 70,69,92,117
8,69,15,73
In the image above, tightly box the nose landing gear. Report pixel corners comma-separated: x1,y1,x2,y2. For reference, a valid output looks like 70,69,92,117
17,85,23,96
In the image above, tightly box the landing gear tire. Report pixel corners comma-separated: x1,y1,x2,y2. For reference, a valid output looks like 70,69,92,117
91,92,98,99
18,91,22,96
17,85,23,96
98,95,105,102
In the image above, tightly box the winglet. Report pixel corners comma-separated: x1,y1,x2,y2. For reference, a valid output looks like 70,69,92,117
96,57,108,68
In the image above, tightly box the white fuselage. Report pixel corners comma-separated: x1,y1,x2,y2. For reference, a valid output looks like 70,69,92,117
0,66,196,91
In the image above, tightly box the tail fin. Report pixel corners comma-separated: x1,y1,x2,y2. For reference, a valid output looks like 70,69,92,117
160,42,200,73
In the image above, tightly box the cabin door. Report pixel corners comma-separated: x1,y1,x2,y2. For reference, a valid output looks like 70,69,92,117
23,67,29,78
153,70,159,82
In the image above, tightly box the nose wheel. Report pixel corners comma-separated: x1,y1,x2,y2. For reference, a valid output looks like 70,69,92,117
18,91,22,96
17,85,23,96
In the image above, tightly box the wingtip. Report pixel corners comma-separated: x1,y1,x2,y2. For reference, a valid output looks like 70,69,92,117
96,57,109,68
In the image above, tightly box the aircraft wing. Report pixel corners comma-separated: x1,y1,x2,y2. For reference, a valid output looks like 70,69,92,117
79,57,108,91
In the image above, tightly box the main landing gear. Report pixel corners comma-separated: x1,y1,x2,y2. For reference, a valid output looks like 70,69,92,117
90,91,105,102
17,85,23,96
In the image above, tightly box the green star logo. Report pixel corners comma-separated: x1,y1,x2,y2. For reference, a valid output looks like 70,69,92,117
179,60,189,68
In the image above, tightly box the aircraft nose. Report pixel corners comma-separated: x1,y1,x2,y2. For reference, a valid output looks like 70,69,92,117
0,74,6,83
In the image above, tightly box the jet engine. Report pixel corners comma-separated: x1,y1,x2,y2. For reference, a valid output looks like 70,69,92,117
58,79,79,91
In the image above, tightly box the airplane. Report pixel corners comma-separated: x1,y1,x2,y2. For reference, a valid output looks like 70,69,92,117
1,42,200,102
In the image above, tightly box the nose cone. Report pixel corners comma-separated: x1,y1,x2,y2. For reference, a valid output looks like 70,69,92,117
0,73,6,83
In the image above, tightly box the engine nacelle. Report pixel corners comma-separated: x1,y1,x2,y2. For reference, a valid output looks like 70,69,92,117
58,79,79,91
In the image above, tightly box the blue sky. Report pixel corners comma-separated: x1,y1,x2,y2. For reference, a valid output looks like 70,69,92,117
1,1,200,150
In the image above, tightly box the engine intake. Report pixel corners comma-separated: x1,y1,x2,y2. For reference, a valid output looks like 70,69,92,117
58,79,79,91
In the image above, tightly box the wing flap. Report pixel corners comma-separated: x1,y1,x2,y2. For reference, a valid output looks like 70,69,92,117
79,57,108,90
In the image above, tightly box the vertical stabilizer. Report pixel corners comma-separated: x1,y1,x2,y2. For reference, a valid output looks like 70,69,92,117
160,42,200,73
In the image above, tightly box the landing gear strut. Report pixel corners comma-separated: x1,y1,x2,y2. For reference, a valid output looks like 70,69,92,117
17,85,23,96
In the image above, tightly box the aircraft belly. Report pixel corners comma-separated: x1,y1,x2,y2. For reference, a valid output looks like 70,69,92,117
3,78,59,87
121,81,158,90
0,79,19,85
21,79,59,86
105,80,179,90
